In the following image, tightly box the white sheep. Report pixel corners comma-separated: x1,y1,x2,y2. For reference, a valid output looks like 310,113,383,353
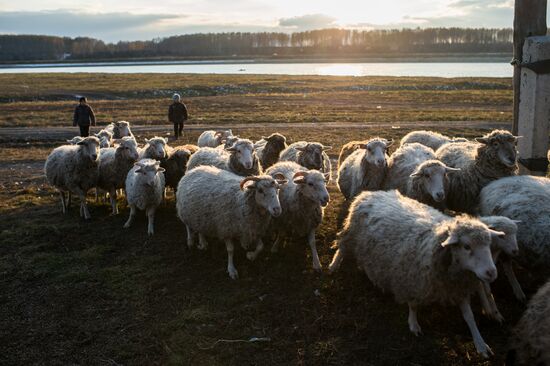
508,279,550,366
479,175,550,269
329,190,503,357
197,129,233,147
435,140,480,168
44,136,100,219
400,130,468,151
337,138,391,200
123,159,165,235
105,120,134,139
383,143,459,207
434,130,518,213
176,166,285,279
476,216,520,323
95,129,114,148
66,136,84,145
265,161,330,270
139,136,168,161
279,141,332,180
97,137,140,215
186,138,261,176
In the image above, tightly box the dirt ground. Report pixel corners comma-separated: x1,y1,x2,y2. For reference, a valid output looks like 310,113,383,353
1,123,544,366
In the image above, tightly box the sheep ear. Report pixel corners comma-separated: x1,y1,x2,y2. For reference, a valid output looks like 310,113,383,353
489,229,506,239
410,171,422,178
386,139,394,147
512,220,522,224
145,138,150,144
322,145,332,151
475,137,489,144
445,167,461,173
157,167,165,173
293,176,306,184
77,140,86,145
441,232,460,247
240,176,259,190
225,145,237,152
357,143,368,150
295,145,307,152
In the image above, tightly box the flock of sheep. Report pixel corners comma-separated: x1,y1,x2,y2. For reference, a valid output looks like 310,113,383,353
43,121,549,364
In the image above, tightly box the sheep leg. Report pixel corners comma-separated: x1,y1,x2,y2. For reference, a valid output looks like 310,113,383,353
67,192,72,209
124,204,136,229
109,188,118,215
59,191,67,214
459,298,493,358
146,207,155,236
502,260,526,302
307,230,322,271
225,239,238,280
328,248,343,274
479,281,504,323
185,225,195,248
246,239,264,261
77,190,91,220
270,234,281,253
198,234,208,250
408,303,422,336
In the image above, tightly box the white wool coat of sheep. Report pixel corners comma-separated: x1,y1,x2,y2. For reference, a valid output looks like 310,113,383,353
479,175,550,269
105,121,134,139
329,190,502,357
124,159,165,236
436,140,480,168
44,136,100,219
279,141,332,179
97,137,140,215
197,129,233,147
337,138,390,200
139,137,168,161
176,166,285,279
400,130,468,151
265,161,330,270
434,130,518,213
508,279,550,366
186,139,261,176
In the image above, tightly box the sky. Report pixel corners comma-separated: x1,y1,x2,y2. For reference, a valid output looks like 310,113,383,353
0,0,547,42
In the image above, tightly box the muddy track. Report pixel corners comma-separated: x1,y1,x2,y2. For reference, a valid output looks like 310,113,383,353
0,120,509,142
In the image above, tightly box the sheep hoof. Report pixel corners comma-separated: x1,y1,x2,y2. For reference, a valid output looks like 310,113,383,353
270,246,279,253
515,291,527,303
491,312,504,324
123,222,131,229
228,268,239,280
478,344,494,358
148,230,154,236
409,324,422,336
246,252,256,261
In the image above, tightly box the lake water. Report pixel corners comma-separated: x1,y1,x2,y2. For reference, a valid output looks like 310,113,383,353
0,61,512,77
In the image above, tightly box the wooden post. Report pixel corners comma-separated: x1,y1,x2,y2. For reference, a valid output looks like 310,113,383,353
512,0,547,135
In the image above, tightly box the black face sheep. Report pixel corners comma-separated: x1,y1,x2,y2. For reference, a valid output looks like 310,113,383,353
507,279,550,366
476,216,520,323
255,133,287,169
400,130,468,151
160,146,192,192
123,159,165,236
329,190,503,357
479,175,550,270
337,138,391,200
197,129,233,147
176,166,286,279
434,129,518,213
44,136,100,219
97,137,140,215
279,141,332,180
265,161,330,270
105,120,134,139
139,136,168,161
186,138,261,176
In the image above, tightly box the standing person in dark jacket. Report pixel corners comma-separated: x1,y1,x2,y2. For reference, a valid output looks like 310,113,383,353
168,93,188,140
73,97,96,137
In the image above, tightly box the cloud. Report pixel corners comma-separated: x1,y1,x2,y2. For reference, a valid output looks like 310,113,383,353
278,14,337,29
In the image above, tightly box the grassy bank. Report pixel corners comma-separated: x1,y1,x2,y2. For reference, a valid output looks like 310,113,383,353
0,74,512,127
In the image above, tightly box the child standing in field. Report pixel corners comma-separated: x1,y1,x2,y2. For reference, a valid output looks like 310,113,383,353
73,96,96,137
168,93,188,140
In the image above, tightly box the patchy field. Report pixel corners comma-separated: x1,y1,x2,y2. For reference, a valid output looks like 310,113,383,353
0,124,542,366
0,74,512,127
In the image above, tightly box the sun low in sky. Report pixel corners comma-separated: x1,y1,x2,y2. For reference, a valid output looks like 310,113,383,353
0,0,547,42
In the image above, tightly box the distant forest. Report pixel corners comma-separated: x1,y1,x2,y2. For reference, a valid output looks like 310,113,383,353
0,28,518,62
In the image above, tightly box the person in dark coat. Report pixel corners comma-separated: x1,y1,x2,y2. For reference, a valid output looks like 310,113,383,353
73,97,96,137
168,93,188,140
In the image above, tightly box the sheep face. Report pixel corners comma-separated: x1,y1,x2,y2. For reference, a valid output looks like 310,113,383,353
77,136,100,162
241,176,285,217
442,222,501,283
359,139,391,168
67,136,84,145
115,121,131,137
227,140,255,170
410,160,459,203
293,170,330,207
476,131,518,168
96,129,113,140
485,218,520,256
118,137,140,161
171,149,191,172
145,137,168,160
135,160,165,187
265,134,287,152
216,130,234,145
296,143,329,170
